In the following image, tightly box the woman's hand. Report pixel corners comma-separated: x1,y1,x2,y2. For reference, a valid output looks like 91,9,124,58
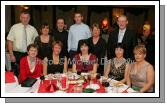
10,54,16,62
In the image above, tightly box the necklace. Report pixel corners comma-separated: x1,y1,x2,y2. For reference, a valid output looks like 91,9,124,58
27,57,36,72
114,58,125,65
80,54,89,62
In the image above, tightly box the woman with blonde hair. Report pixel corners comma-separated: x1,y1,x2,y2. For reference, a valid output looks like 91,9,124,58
127,44,154,93
43,41,68,75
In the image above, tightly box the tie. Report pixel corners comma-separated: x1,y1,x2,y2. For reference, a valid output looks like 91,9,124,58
118,31,124,43
22,25,27,52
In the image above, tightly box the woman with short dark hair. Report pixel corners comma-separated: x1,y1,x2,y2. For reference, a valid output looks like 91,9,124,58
104,43,129,83
34,23,53,60
19,44,43,84
72,40,97,74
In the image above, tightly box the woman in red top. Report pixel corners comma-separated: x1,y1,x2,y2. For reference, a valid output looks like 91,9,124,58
19,44,43,84
72,39,98,74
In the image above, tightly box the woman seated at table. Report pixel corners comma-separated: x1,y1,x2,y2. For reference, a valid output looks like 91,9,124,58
34,23,54,60
43,40,68,75
127,44,154,93
72,39,98,74
104,43,129,83
19,44,43,84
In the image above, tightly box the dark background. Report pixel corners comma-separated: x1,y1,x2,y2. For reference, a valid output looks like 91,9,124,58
5,5,155,41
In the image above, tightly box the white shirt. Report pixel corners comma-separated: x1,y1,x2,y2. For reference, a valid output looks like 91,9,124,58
7,23,38,52
118,28,126,43
68,23,91,52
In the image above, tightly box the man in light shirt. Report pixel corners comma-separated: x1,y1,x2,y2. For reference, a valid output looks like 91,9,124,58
107,15,137,60
7,11,38,77
68,11,91,65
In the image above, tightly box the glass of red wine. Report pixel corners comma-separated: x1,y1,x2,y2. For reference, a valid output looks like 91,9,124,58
102,81,110,87
77,71,81,75
96,73,101,80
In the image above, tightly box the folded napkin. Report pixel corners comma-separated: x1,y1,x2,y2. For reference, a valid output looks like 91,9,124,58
67,84,75,93
96,82,106,93
38,80,57,93
83,79,106,93
5,71,16,83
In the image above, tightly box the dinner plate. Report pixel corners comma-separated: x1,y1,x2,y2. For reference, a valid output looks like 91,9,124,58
81,72,90,76
86,84,100,90
55,90,66,93
127,88,137,93
68,80,84,84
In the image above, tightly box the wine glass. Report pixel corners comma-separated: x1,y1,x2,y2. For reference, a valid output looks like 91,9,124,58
40,75,45,85
77,71,81,76
102,80,110,87
87,74,92,85
96,73,101,80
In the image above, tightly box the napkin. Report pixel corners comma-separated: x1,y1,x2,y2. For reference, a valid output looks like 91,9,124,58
67,84,75,93
38,80,57,93
83,79,106,93
5,71,16,83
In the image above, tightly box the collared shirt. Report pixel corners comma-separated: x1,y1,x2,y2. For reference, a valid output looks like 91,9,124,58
7,23,38,52
118,28,126,43
68,23,91,52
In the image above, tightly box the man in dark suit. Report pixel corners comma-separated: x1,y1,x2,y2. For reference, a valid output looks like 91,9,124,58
52,18,69,58
107,15,137,60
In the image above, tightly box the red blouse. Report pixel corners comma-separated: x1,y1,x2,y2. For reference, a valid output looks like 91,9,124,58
74,54,97,72
19,56,43,84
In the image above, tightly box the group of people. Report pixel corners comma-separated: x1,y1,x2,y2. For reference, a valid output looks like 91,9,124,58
6,11,155,93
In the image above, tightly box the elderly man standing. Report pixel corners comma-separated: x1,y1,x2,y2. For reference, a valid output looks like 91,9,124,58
7,11,38,77
107,15,137,60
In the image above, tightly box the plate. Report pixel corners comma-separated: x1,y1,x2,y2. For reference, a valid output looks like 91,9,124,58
86,84,100,90
81,72,90,76
112,82,124,87
55,90,65,93
68,80,84,84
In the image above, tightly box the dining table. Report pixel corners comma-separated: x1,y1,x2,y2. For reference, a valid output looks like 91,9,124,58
5,72,137,93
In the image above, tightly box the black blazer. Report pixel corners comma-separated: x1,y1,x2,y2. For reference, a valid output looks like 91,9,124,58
107,28,137,60
51,29,69,58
